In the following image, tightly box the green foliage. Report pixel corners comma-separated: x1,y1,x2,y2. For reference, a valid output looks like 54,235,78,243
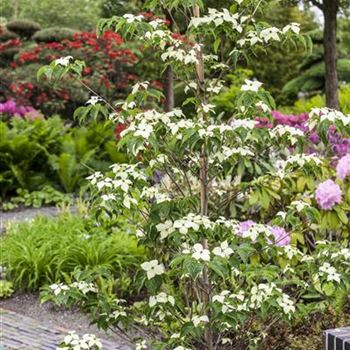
0,214,145,293
247,1,318,103
32,27,78,42
283,84,350,114
1,186,72,211
0,0,104,30
0,116,123,198
0,280,14,298
283,59,350,97
6,19,41,39
0,116,63,197
213,68,253,114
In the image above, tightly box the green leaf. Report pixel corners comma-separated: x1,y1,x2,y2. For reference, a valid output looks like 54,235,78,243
183,257,202,279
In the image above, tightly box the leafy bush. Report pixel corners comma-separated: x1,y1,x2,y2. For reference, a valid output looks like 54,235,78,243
0,113,124,198
0,29,139,117
283,59,350,97
1,214,145,293
32,27,78,43
0,280,14,299
282,84,350,114
6,20,41,39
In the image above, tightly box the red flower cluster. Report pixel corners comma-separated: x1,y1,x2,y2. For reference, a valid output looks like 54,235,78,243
1,30,140,117
0,38,21,52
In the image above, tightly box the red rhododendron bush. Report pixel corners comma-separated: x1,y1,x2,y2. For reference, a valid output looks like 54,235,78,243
0,28,139,117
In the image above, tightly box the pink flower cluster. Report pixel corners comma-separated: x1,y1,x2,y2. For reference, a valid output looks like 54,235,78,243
336,154,350,180
238,220,290,246
315,179,342,210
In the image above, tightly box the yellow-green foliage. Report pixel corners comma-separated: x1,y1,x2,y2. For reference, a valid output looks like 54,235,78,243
282,84,350,114
1,214,145,292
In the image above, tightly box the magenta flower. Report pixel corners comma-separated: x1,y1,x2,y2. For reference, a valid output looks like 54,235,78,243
270,226,290,246
315,179,342,210
336,154,350,180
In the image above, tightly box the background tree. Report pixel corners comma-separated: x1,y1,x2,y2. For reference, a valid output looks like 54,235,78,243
0,0,103,30
289,0,350,109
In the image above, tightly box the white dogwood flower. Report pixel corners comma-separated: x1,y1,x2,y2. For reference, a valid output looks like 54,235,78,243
192,243,210,261
156,220,175,240
141,260,165,279
241,79,263,92
135,340,147,350
319,262,341,283
282,23,300,34
123,13,144,23
50,283,69,296
149,292,175,307
212,241,233,258
55,56,73,66
192,315,209,327
86,96,102,105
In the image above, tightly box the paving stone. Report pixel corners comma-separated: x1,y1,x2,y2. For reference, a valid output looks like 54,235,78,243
0,308,132,350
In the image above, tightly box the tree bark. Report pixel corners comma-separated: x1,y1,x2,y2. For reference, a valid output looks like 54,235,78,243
192,6,213,350
164,65,174,112
163,10,175,112
323,0,339,109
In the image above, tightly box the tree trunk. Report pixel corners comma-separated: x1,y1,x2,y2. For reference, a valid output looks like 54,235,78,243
12,0,19,18
323,0,339,109
164,65,174,112
192,6,213,350
163,10,174,112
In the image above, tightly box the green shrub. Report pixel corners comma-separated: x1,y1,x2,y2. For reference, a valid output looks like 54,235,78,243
0,116,63,197
0,214,145,293
0,116,123,198
32,27,78,43
283,59,350,96
6,19,41,39
281,84,350,114
0,280,14,298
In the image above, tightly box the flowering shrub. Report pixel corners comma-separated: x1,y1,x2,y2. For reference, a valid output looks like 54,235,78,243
0,30,139,116
0,99,41,121
39,1,350,349
56,331,102,350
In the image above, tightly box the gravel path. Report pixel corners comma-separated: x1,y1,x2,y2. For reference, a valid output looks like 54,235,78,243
0,206,75,232
1,293,132,349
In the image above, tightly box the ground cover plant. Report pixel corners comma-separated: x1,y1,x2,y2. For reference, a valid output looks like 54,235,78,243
35,1,350,350
0,213,145,295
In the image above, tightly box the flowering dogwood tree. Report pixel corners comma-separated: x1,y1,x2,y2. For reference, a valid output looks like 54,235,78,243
39,1,350,349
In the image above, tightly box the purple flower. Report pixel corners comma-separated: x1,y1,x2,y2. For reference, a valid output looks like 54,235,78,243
270,226,290,246
237,220,255,235
336,154,350,180
315,179,342,210
0,99,36,118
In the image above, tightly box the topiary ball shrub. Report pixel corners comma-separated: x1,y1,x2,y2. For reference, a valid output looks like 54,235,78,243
6,20,41,39
33,27,78,43
0,27,19,42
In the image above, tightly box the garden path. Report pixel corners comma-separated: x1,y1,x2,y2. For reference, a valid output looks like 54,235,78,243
0,308,131,350
0,206,75,233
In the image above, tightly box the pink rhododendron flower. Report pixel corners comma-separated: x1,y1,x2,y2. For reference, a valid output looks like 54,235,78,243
237,220,255,235
270,226,290,246
315,179,342,210
336,154,350,180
